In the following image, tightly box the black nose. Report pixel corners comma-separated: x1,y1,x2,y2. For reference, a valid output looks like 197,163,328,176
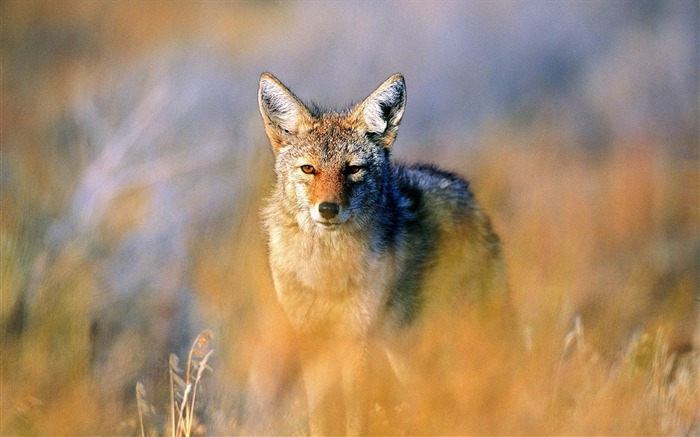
318,202,340,219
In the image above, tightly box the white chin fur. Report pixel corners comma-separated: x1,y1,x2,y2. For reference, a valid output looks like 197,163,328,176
309,207,348,223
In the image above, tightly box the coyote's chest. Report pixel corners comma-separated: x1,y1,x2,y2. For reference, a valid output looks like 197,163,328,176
268,226,393,336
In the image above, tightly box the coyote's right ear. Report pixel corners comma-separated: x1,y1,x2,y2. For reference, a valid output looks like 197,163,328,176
258,73,313,154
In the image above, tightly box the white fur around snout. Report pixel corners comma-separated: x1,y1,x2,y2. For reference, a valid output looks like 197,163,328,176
309,203,351,227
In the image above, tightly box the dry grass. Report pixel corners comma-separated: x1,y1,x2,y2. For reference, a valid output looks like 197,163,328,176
2,116,698,436
135,330,213,437
1,1,698,435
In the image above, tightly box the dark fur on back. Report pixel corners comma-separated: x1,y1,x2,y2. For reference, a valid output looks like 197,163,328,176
384,164,484,324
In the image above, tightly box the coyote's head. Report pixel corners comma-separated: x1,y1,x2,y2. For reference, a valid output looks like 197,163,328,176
258,73,406,231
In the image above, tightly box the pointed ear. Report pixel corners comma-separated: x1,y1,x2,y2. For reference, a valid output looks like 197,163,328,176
258,73,313,153
353,74,406,148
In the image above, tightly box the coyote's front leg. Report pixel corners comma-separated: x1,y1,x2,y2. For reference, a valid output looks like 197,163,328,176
299,346,334,436
341,341,369,436
300,337,369,436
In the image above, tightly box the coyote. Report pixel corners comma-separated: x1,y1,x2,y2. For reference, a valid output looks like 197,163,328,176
257,72,508,435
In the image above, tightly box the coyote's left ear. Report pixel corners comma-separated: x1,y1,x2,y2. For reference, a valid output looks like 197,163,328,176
353,74,406,148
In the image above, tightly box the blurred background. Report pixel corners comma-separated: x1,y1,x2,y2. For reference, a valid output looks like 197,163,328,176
1,0,698,434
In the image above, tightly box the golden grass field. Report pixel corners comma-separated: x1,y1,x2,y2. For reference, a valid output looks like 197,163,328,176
2,1,698,435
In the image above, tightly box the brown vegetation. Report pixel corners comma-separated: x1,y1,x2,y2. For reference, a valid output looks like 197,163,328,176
2,1,697,435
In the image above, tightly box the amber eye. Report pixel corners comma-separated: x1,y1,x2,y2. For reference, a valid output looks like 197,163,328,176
345,165,363,175
300,165,315,174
